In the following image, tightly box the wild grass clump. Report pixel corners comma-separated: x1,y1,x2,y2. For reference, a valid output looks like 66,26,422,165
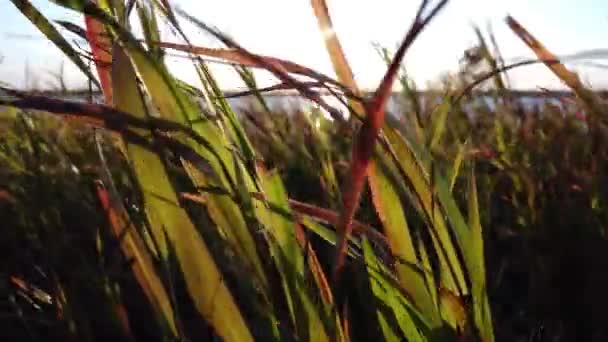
2,0,608,341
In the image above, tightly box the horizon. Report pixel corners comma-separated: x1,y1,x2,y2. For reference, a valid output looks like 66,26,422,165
1,0,607,92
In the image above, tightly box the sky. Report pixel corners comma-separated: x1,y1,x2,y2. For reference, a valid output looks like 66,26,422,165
0,0,607,91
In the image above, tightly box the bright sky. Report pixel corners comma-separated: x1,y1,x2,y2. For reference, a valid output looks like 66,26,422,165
1,0,607,91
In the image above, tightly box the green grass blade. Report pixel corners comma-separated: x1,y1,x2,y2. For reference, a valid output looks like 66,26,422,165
234,66,273,114
449,139,468,192
256,168,331,341
432,165,472,284
467,164,494,342
362,238,429,342
472,25,506,92
91,8,270,285
299,218,362,260
111,43,254,342
368,155,439,324
195,61,258,177
416,238,438,317
257,168,304,275
137,2,164,61
427,97,452,152
8,0,101,90
383,127,467,295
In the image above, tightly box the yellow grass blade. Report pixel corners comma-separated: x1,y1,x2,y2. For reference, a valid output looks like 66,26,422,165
506,15,602,116
111,43,254,342
309,0,365,116
368,154,440,324
100,12,269,285
383,127,467,295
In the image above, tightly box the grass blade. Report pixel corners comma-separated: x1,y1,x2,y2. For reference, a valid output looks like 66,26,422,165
154,42,347,92
467,164,494,342
382,127,466,296
332,0,449,283
256,167,330,341
8,0,101,90
362,238,429,342
84,14,113,104
96,6,270,285
111,42,254,342
175,11,348,124
95,181,178,338
309,0,365,117
427,96,452,152
368,153,439,323
505,15,602,116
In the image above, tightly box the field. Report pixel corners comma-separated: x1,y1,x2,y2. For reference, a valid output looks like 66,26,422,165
1,0,608,341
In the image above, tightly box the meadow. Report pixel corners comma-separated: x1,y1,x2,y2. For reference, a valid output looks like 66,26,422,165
1,0,608,341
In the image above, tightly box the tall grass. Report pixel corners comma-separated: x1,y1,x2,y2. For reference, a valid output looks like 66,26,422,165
1,0,608,341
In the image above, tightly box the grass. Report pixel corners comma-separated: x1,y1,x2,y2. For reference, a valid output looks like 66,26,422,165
1,0,608,341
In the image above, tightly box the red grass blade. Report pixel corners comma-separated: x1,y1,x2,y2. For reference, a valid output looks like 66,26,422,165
294,223,334,305
84,13,113,105
155,42,347,89
332,0,449,284
179,191,388,249
175,10,350,124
